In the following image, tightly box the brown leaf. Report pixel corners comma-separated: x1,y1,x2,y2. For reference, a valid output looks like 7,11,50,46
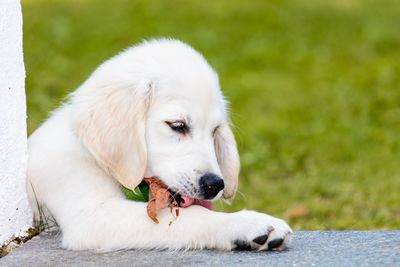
286,205,310,219
146,199,159,224
143,177,179,224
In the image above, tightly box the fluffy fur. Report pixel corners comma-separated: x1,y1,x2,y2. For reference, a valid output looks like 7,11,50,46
27,39,292,251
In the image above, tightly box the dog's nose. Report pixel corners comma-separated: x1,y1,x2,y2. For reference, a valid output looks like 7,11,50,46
199,174,225,200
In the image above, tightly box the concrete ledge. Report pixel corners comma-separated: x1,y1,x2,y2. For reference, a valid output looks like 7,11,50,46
1,231,399,266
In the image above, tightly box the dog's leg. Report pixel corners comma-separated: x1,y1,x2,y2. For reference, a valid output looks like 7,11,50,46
59,198,292,251
28,143,291,251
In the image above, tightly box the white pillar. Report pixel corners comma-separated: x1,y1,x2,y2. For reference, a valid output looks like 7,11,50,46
0,0,33,245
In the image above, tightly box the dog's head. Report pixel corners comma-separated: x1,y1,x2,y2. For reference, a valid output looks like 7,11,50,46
72,39,239,201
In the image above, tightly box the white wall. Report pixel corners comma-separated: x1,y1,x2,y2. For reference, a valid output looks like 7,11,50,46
0,0,33,245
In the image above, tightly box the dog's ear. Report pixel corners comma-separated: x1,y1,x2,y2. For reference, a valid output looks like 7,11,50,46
72,82,153,190
214,124,240,200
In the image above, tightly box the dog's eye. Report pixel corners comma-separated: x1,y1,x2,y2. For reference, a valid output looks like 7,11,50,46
166,121,189,134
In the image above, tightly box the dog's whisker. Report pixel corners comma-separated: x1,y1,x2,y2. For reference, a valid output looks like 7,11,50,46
235,189,247,200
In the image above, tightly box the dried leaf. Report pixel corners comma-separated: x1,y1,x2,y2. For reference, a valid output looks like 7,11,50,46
286,205,310,219
143,177,180,224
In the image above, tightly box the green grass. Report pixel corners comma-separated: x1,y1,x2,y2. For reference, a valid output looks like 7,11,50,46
23,0,400,229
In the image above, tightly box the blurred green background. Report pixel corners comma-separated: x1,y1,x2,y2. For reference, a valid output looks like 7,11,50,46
23,0,400,229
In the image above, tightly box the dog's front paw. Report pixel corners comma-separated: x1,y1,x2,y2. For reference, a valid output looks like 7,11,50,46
231,210,292,251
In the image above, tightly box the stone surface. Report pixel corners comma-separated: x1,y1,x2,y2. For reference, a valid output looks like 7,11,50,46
1,231,399,266
0,0,33,245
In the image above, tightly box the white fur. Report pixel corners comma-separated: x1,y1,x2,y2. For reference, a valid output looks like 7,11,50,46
27,39,292,251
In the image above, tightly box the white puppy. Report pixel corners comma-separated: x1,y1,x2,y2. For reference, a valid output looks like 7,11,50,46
27,39,292,251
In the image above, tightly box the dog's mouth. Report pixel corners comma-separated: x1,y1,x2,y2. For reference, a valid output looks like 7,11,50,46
171,192,213,210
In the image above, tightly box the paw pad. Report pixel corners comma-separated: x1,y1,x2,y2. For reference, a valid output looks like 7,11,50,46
234,240,252,251
267,238,284,250
234,235,287,251
252,234,269,245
